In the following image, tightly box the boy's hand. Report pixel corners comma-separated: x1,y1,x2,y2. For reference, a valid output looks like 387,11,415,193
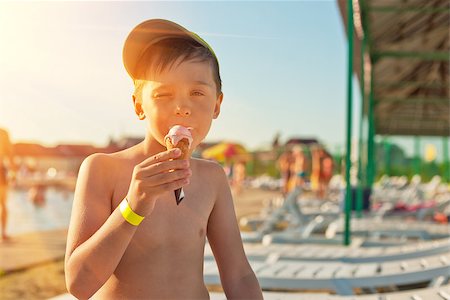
126,148,191,216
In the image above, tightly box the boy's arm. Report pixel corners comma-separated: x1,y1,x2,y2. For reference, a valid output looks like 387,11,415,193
207,164,263,299
65,149,189,299
64,154,139,299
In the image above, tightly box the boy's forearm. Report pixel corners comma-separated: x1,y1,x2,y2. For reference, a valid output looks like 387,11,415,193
224,272,263,300
65,207,138,298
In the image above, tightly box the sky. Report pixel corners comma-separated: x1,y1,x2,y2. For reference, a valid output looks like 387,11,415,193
0,1,447,159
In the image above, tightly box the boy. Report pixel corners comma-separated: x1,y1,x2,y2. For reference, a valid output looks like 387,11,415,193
64,19,263,299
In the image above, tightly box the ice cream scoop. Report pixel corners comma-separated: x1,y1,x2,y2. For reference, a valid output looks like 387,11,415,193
164,125,193,205
165,125,193,150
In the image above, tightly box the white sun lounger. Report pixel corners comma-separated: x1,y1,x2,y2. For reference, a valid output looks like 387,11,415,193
327,218,450,240
241,230,374,246
205,238,450,263
241,187,449,246
47,284,450,300
209,284,450,299
258,218,449,247
49,285,450,300
204,252,450,295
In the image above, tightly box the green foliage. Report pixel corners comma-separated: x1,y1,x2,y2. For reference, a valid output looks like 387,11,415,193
250,157,278,177
375,160,448,182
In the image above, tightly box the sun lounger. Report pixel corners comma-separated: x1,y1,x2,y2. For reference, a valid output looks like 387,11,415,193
208,284,450,299
205,238,450,264
210,291,336,299
240,186,449,247
204,251,450,295
240,187,340,233
49,283,450,300
241,229,385,246
326,218,450,240
240,188,347,245
256,215,449,246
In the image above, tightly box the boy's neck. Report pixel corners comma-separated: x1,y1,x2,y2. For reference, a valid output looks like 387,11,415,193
140,135,167,157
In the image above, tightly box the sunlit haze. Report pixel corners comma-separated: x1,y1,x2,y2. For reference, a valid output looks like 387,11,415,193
0,1,446,158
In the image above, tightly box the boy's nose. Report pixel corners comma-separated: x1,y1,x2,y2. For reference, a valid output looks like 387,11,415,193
175,105,191,116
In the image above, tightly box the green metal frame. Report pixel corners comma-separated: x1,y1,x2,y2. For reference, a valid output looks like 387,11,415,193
358,0,376,189
443,137,449,182
383,137,391,176
367,65,376,187
413,137,421,175
342,0,449,246
356,0,368,219
344,0,354,246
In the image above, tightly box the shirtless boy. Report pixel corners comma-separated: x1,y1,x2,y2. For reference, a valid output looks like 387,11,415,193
65,19,262,299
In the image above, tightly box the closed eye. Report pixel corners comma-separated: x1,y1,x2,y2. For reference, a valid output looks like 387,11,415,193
153,93,172,99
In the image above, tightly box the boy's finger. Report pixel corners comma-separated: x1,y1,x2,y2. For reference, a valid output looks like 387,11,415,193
141,169,191,187
138,148,181,167
137,159,189,178
159,177,190,193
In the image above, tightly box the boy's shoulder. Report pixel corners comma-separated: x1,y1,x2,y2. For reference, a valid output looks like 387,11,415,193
191,158,230,201
192,157,222,171
77,148,138,198
81,149,127,169
191,158,227,181
79,148,136,181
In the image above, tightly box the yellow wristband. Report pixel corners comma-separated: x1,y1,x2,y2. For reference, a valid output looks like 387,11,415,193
119,198,145,226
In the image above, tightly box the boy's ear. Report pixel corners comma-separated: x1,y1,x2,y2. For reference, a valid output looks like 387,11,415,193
132,95,146,120
213,93,223,119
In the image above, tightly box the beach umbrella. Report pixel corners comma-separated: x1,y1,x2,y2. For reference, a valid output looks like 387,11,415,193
202,142,249,163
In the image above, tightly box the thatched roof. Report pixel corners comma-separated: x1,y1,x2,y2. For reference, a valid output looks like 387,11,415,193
338,0,449,137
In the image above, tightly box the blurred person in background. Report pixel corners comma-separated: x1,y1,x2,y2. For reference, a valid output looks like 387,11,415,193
277,147,294,196
232,159,246,195
0,128,16,241
288,145,308,192
311,145,334,199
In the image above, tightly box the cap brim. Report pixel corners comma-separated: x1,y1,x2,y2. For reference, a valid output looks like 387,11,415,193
123,19,211,80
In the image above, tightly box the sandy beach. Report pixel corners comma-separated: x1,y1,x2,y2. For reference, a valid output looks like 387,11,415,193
0,187,280,300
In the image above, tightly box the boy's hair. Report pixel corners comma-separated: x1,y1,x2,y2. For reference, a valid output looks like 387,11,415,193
133,38,222,100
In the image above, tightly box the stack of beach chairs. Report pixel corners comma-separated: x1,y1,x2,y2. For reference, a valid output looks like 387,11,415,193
209,176,450,298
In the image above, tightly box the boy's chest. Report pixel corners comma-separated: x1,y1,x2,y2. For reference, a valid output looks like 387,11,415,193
111,167,215,244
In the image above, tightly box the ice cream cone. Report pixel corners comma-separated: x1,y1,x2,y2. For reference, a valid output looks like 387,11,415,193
165,138,190,205
165,138,191,160
164,125,193,205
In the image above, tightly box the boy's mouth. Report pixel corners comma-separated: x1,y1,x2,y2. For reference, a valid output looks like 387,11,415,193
169,125,193,131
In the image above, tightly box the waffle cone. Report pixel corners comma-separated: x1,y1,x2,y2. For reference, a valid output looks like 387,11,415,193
165,138,190,160
165,137,190,205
